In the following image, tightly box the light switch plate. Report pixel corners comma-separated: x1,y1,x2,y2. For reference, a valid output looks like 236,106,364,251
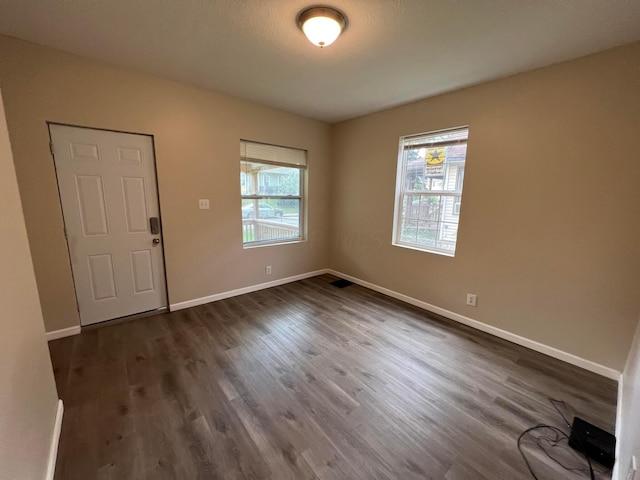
198,199,210,209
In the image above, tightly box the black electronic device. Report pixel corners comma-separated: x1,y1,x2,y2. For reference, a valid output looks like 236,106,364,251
149,217,160,235
568,417,616,469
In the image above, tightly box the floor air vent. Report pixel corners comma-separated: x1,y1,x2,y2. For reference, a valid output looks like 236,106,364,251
330,279,354,288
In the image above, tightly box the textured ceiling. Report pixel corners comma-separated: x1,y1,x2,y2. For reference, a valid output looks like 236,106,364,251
0,0,639,122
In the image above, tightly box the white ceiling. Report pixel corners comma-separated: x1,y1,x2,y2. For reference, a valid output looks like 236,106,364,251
1,0,639,123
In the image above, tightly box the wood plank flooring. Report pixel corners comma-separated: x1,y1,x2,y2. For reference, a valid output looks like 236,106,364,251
49,274,617,479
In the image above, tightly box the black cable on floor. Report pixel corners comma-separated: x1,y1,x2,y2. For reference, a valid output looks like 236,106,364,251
549,398,571,429
517,398,596,480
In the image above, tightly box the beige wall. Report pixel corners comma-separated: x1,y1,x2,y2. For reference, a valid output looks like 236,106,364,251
1,33,638,372
0,35,331,332
0,89,59,479
331,43,640,371
618,315,640,477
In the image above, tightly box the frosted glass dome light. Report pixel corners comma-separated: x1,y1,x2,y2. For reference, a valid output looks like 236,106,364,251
297,7,347,48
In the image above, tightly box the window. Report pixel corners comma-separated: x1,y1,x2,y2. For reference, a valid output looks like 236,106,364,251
240,140,306,246
393,126,469,256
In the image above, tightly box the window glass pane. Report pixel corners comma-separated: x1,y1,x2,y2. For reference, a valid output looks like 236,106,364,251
242,199,301,244
399,218,418,244
418,195,442,222
402,145,467,193
402,195,417,220
240,161,300,196
417,220,436,247
435,223,459,252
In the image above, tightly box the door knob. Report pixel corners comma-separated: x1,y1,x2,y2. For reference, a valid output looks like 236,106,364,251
152,238,160,246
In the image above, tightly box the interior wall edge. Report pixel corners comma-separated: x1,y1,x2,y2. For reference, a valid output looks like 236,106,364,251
613,372,624,480
45,400,63,480
616,315,640,480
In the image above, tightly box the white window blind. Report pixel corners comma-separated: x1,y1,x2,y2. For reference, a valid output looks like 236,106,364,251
240,140,307,166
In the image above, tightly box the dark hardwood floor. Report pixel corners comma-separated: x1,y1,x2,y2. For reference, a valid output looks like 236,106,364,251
49,274,617,479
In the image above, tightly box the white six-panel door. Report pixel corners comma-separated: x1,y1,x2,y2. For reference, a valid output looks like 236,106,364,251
50,124,166,326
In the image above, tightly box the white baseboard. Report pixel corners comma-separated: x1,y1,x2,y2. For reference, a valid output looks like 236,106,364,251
46,325,81,342
170,269,330,311
45,399,63,480
168,267,620,380
327,269,621,380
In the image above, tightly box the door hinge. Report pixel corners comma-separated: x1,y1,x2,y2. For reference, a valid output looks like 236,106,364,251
49,141,55,157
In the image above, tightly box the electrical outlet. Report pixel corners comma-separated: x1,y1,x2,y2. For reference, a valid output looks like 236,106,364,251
627,455,637,480
198,199,210,209
265,266,272,275
466,293,477,307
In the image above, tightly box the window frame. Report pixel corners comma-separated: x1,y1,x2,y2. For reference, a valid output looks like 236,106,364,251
240,140,307,248
392,126,469,257
452,167,465,216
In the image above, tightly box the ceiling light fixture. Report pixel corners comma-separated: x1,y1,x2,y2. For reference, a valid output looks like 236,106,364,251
297,6,347,48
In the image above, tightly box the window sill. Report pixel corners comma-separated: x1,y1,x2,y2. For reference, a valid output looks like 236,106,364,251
243,238,306,249
392,241,456,257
